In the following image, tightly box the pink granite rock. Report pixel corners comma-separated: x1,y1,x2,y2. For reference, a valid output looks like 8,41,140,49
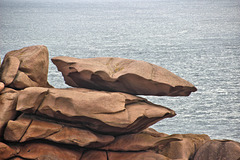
4,114,114,148
156,134,211,160
52,56,197,96
16,87,176,135
0,82,4,93
0,88,18,139
0,142,83,160
193,139,240,160
0,45,52,89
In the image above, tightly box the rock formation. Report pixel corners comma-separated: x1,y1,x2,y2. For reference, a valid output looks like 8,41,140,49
0,87,18,140
0,45,239,160
52,56,197,96
193,139,240,160
0,45,52,89
15,87,175,135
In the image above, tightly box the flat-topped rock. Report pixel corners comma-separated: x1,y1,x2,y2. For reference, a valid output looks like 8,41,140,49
52,56,197,96
0,45,51,89
16,87,176,135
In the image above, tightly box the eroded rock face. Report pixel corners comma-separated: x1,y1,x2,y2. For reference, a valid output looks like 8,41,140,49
0,45,51,89
108,151,169,160
4,114,114,148
193,139,240,160
52,56,197,96
80,150,108,160
100,131,210,160
0,141,83,160
16,87,176,135
101,129,177,151
0,88,18,139
156,134,211,160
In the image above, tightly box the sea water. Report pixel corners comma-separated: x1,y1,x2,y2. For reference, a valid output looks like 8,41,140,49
0,0,239,142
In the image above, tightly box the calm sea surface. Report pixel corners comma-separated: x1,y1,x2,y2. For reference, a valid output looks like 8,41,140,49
0,0,240,142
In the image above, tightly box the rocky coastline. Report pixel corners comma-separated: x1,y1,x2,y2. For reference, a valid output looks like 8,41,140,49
0,45,239,160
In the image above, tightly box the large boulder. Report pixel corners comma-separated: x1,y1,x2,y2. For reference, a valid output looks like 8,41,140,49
4,114,114,148
16,87,176,135
0,141,83,160
0,88,18,139
156,134,211,160
0,45,51,89
51,56,197,96
193,139,240,160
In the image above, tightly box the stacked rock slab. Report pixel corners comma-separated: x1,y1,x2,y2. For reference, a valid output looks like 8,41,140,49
0,45,239,160
51,56,197,96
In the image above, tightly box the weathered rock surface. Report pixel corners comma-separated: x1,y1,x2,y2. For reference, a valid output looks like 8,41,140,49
81,150,108,160
4,114,114,148
108,151,169,160
0,45,51,89
101,129,177,151
0,141,83,160
156,134,211,160
99,130,210,160
80,150,170,160
0,88,18,139
0,82,4,93
16,87,176,135
0,142,17,160
52,56,197,96
193,139,240,160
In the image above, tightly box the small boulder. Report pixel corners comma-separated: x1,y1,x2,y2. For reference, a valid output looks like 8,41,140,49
0,45,52,89
193,139,240,160
16,87,176,135
52,56,197,96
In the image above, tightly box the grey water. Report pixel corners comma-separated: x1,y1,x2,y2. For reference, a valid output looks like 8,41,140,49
0,0,239,142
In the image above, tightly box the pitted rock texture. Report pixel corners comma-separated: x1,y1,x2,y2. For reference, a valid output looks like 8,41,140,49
16,87,176,135
52,56,197,96
4,114,114,148
0,88,18,139
0,45,51,89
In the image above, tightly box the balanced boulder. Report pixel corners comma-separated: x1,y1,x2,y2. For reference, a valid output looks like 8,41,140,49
16,87,176,135
0,45,51,89
52,56,197,96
